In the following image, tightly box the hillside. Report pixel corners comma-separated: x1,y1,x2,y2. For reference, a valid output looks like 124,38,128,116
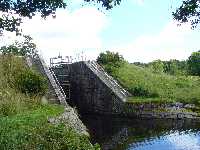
107,62,200,105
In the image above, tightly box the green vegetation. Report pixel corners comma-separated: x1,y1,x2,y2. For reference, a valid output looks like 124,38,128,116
0,105,99,150
116,63,200,104
173,0,200,29
0,35,38,57
188,50,200,76
0,54,99,149
15,68,48,96
97,51,124,74
97,51,200,105
133,51,200,76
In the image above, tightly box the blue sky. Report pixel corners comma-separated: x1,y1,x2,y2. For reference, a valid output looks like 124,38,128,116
101,0,180,47
0,0,200,63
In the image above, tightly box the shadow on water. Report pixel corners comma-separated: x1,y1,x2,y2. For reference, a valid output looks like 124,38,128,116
80,114,200,150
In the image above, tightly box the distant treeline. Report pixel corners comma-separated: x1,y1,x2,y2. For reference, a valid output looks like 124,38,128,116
97,50,200,76
132,51,200,76
132,60,187,76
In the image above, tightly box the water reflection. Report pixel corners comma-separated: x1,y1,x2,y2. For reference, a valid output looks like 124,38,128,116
129,131,200,150
80,114,200,150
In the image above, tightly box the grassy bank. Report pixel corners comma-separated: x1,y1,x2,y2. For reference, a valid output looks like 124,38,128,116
0,55,99,149
0,104,99,150
106,62,200,105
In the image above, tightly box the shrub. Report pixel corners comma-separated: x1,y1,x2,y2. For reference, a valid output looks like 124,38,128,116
97,51,124,65
0,55,41,116
15,69,48,96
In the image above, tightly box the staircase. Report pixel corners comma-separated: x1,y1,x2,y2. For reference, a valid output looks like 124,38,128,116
26,55,68,106
50,65,70,102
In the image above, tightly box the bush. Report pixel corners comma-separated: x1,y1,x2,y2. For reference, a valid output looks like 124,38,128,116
97,51,124,65
15,69,48,96
0,55,41,116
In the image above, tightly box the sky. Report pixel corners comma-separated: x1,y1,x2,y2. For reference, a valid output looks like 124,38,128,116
0,0,200,63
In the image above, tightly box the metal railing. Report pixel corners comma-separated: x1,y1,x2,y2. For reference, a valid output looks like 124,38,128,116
37,55,68,106
86,60,130,100
49,67,70,101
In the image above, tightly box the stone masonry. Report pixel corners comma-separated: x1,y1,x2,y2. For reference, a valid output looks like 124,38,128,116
68,61,130,114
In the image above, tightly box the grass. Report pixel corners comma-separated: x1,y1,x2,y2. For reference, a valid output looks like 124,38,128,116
107,62,200,105
0,55,40,116
127,97,175,104
0,55,100,150
0,104,99,150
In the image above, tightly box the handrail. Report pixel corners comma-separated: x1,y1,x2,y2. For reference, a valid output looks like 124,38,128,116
90,61,129,95
86,61,130,100
49,67,69,100
37,55,68,106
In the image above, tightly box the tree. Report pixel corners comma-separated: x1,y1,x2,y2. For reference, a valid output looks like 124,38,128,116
0,0,122,35
0,35,37,57
97,51,124,65
187,50,200,76
173,0,200,28
149,60,164,74
97,51,124,74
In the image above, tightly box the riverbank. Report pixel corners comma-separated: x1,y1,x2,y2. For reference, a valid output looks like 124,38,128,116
99,61,200,119
0,104,99,149
0,55,99,149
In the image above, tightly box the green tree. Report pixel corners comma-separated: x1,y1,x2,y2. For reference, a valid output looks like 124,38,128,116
97,51,124,65
149,60,164,74
97,51,124,74
0,35,37,57
0,0,122,35
187,50,200,76
173,0,200,28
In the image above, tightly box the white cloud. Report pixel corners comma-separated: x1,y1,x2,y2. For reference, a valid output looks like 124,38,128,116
0,7,108,63
1,9,199,64
117,21,200,63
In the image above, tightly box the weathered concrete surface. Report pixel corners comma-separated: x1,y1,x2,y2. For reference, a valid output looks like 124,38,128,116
123,102,200,120
68,61,130,114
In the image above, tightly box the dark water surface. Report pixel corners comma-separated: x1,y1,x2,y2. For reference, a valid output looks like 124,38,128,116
80,114,200,150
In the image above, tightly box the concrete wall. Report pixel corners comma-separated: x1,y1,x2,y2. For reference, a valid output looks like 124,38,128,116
68,61,128,114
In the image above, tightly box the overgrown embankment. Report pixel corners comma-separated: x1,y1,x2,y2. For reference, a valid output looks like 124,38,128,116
113,63,200,105
97,51,200,117
0,55,99,149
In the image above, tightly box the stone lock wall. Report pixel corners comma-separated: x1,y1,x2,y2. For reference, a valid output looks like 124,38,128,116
50,60,200,120
68,61,127,114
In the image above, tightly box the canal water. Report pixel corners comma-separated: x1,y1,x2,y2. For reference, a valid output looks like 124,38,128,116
81,115,200,150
